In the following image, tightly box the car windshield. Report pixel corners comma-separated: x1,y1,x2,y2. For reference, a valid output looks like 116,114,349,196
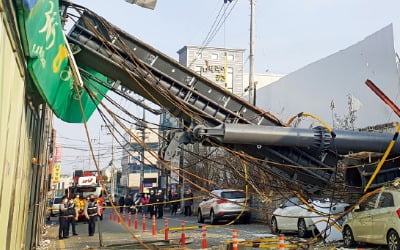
53,197,62,204
221,191,245,199
282,197,302,207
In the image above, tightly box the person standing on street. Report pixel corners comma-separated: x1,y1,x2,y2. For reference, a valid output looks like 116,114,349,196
67,198,78,236
118,196,125,213
148,190,156,217
155,190,164,219
183,189,193,216
125,195,133,214
73,194,80,208
59,195,69,239
170,192,179,216
84,194,100,236
141,193,150,214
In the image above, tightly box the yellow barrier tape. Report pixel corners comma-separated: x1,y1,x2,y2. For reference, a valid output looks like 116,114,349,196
224,239,299,249
103,195,203,209
47,195,203,210
238,243,298,248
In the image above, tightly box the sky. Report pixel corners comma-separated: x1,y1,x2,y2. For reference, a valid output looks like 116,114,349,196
55,0,400,175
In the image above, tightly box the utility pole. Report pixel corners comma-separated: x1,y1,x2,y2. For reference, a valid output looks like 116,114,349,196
249,0,256,105
110,121,115,199
179,118,185,210
140,101,146,193
179,146,185,210
98,130,101,170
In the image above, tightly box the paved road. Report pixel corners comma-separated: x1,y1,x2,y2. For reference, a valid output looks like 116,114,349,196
44,210,388,249
45,209,274,249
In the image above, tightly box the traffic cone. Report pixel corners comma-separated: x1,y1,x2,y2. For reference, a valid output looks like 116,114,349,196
279,234,285,250
128,213,132,227
109,211,112,221
152,215,156,237
180,220,186,247
164,218,169,241
113,211,116,222
142,214,147,232
134,213,138,230
232,229,238,250
201,224,207,249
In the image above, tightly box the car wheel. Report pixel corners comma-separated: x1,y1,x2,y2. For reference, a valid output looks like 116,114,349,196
298,218,310,238
210,210,217,225
387,230,400,250
197,209,204,223
343,226,355,248
271,217,279,234
241,215,251,224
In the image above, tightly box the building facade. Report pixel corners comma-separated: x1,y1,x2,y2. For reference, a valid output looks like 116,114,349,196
120,125,160,194
0,1,54,248
53,175,74,197
177,46,245,97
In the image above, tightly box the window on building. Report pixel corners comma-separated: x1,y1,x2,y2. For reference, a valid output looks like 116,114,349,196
211,53,219,60
227,54,234,61
226,67,234,92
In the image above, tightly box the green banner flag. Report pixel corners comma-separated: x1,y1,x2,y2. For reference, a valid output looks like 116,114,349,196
16,0,108,123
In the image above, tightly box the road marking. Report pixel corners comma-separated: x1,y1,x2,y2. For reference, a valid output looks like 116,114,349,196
58,239,65,249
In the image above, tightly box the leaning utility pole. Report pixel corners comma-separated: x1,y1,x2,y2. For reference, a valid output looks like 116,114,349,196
248,0,255,105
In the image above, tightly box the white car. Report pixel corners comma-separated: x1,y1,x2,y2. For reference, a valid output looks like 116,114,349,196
197,189,251,224
47,197,63,218
271,197,349,240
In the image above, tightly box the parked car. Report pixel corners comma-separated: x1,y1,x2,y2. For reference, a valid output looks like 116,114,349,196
47,197,63,218
271,197,349,240
342,188,400,250
197,189,251,224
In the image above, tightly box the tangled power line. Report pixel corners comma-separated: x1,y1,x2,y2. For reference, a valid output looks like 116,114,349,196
59,1,398,247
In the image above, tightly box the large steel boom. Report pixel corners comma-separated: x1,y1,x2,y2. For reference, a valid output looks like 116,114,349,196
64,4,400,193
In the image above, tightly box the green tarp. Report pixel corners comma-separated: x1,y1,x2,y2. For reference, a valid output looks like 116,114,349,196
16,0,108,123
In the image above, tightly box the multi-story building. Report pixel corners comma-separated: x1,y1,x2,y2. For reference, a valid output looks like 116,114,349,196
177,46,245,97
120,125,160,194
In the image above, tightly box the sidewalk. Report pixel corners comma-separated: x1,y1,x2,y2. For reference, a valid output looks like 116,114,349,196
36,221,62,250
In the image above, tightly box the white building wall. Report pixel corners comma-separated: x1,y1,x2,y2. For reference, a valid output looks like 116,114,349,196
243,72,284,92
256,25,400,128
